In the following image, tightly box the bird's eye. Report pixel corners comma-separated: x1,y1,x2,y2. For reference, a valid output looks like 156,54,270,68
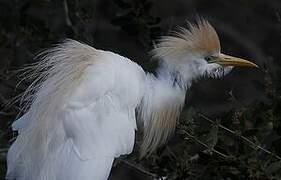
205,56,213,62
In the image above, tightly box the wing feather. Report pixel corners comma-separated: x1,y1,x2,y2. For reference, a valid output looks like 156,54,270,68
7,40,144,180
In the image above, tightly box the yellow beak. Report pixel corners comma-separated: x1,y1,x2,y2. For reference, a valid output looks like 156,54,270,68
209,53,259,68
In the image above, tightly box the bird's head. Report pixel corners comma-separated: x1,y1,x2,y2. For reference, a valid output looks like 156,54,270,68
153,19,258,84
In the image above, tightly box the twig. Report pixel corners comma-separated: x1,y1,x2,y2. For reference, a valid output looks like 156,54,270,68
0,111,14,116
198,113,281,161
0,93,23,112
183,130,229,159
165,145,178,161
63,0,72,27
0,148,9,154
119,159,160,179
188,149,214,162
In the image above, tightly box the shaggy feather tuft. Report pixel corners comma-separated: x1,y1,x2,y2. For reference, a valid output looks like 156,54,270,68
138,74,186,157
6,39,98,180
152,19,220,61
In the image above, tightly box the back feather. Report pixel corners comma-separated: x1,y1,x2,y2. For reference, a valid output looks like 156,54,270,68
6,39,99,179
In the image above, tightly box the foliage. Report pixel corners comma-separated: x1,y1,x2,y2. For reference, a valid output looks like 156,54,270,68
111,0,161,47
0,0,281,179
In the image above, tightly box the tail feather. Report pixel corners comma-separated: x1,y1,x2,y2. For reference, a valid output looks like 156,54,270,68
7,138,114,180
53,140,114,180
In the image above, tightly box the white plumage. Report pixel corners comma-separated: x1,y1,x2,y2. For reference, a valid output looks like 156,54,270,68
6,19,257,180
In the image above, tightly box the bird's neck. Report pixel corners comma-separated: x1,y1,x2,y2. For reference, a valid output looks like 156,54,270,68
139,63,188,157
156,61,195,89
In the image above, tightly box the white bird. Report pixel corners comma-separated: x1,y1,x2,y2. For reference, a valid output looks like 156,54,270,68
6,19,258,180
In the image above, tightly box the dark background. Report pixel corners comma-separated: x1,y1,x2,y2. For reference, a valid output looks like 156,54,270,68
0,0,281,179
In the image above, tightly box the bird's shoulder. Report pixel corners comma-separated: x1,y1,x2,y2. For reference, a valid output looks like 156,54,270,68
60,51,143,159
65,50,146,110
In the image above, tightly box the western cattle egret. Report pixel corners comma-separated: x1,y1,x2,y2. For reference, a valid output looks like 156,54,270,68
6,19,258,180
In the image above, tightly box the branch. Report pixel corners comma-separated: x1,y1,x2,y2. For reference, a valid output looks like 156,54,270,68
0,111,14,116
119,159,161,179
0,93,23,112
63,0,72,27
0,148,9,154
182,130,230,159
198,113,281,161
